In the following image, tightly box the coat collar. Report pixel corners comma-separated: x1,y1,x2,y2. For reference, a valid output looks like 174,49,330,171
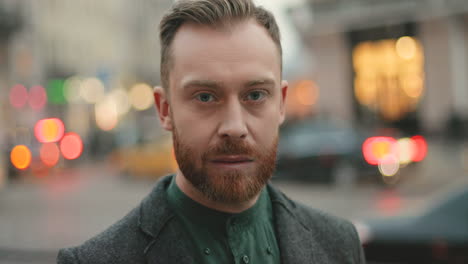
139,175,325,264
268,184,329,263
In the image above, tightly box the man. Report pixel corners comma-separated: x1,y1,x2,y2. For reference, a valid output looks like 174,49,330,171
57,0,365,263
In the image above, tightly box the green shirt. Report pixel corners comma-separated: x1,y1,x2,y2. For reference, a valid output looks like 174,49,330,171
167,178,280,264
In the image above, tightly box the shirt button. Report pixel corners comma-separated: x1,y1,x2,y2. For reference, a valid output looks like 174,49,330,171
266,246,273,255
242,255,250,263
204,248,211,255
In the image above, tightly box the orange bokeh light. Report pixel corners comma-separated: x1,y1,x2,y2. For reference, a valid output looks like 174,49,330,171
362,137,397,165
60,132,83,160
40,143,60,167
34,118,65,143
10,145,32,170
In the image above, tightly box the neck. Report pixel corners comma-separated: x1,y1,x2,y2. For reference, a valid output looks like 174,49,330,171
175,172,260,214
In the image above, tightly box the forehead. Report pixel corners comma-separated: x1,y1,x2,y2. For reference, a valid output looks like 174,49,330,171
169,19,281,89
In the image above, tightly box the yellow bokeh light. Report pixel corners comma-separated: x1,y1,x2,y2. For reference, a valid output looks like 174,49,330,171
95,97,118,131
397,138,415,165
396,36,416,60
353,36,425,121
80,78,105,104
110,88,130,116
402,75,424,98
354,77,377,106
372,141,392,159
129,83,153,111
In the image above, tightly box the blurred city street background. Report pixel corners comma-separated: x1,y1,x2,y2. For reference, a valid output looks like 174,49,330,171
1,0,468,263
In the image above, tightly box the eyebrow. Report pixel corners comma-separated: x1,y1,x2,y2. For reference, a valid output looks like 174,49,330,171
245,78,276,87
182,80,223,90
182,78,276,90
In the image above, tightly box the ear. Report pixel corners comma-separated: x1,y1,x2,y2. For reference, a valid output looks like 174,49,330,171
279,80,288,125
153,86,173,131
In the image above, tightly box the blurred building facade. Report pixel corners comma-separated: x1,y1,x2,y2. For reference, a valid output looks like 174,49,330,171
0,1,172,122
0,0,173,179
289,0,468,136
1,0,171,85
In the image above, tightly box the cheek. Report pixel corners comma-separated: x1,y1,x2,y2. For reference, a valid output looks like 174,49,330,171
249,114,280,143
172,111,213,150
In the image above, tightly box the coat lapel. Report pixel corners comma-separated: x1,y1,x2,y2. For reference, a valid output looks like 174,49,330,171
144,219,195,264
139,177,331,264
268,184,330,264
138,175,195,264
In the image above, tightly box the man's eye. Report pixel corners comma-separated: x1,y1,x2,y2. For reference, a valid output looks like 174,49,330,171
246,91,266,101
196,93,215,102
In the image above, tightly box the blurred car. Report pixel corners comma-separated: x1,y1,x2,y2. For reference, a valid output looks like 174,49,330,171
275,118,372,184
357,186,468,263
275,118,427,185
109,135,177,179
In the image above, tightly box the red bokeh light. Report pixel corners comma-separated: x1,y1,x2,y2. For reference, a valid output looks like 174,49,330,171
362,137,397,165
29,85,47,110
60,132,83,160
34,118,65,143
9,84,28,109
40,143,60,167
411,135,428,162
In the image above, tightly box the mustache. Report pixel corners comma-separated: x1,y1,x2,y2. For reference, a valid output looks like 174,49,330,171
203,138,256,158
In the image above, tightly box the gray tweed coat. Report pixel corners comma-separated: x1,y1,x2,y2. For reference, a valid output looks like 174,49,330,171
57,175,365,263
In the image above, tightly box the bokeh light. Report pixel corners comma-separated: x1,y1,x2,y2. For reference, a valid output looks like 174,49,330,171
34,118,65,143
64,76,84,103
46,79,67,104
362,137,397,165
129,83,153,111
396,36,416,60
411,135,428,162
353,37,424,121
10,145,32,170
397,137,415,164
402,75,424,99
80,77,105,104
95,96,119,131
294,80,319,106
110,88,130,116
40,143,60,167
9,84,28,108
378,155,400,177
28,85,47,110
60,132,84,160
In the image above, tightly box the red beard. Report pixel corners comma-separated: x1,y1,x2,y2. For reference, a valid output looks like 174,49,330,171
172,127,278,203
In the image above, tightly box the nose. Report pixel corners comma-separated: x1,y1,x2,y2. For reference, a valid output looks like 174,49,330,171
217,100,248,139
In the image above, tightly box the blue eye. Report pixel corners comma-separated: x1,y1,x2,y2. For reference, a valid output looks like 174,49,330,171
196,93,215,102
246,91,266,101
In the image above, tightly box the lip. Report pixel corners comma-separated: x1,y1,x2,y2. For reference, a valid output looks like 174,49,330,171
211,155,254,163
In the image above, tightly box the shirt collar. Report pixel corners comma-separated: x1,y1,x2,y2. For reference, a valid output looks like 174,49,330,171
167,176,271,234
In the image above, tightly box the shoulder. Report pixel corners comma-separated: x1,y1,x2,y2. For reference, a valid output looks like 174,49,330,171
57,206,149,264
295,200,358,241
57,176,175,264
294,201,365,263
269,185,357,237
268,185,365,263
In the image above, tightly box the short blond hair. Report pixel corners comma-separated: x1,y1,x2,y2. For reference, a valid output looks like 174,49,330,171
159,0,282,90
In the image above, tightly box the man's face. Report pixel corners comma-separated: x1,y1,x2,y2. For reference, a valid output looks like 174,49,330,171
159,20,287,203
